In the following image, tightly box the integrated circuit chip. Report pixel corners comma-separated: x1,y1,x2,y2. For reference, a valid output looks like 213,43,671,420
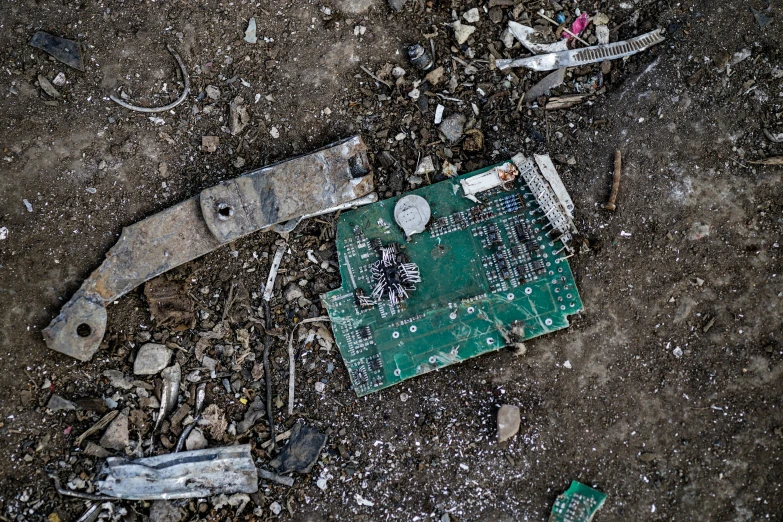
323,154,583,396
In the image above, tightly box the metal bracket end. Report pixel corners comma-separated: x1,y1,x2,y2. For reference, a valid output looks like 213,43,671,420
43,292,107,361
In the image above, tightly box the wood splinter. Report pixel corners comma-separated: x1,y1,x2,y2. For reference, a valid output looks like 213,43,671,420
604,150,622,211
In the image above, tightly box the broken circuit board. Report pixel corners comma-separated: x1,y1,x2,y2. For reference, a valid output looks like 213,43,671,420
549,481,607,522
323,153,583,396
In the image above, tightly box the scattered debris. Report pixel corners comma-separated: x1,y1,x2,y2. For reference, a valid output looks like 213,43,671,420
149,500,181,522
763,129,783,143
29,31,84,71
269,422,328,474
434,104,445,124
144,278,196,330
451,21,476,45
550,481,607,522
603,150,622,211
497,405,521,442
286,316,331,414
99,413,129,451
563,12,591,41
133,343,172,375
110,45,190,113
95,445,258,499
749,156,783,165
257,468,295,487
506,22,568,54
206,85,221,100
0,227,7,240
460,161,519,203
546,94,592,110
43,136,374,361
46,395,77,411
75,410,120,447
525,68,567,101
355,494,374,507
537,12,590,47
237,396,266,434
201,135,219,152
439,113,466,143
388,0,407,12
497,29,665,71
244,17,258,43
462,129,484,152
229,96,250,135
185,429,208,450
687,222,710,241
37,75,61,99
155,363,181,432
263,244,287,301
415,156,435,176
103,370,133,390
463,8,480,23
750,6,774,29
176,383,206,452
408,44,433,71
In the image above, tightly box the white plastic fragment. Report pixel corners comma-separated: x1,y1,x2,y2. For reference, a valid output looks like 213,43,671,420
462,8,479,23
53,72,66,86
451,21,476,45
355,494,375,507
596,25,610,45
507,21,568,54
460,162,519,203
270,502,282,515
270,126,280,138
434,104,445,124
263,244,287,301
0,227,7,240
23,199,33,212
244,18,257,44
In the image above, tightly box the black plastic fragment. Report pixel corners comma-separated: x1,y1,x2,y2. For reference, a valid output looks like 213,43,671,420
270,423,327,474
30,31,84,71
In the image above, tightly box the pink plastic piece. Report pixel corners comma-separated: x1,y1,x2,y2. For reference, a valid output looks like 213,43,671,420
563,12,590,39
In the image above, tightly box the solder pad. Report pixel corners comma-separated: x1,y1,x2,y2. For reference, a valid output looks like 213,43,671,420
323,154,583,396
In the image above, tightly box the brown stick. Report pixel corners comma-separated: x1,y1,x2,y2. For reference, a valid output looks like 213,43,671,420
604,150,622,211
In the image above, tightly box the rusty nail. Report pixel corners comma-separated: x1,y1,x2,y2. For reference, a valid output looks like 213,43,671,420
604,150,622,211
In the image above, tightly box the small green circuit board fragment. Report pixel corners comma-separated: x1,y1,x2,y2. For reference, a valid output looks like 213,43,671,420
549,481,607,522
323,154,583,396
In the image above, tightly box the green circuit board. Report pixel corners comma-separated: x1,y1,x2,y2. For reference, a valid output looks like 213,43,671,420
323,154,583,396
549,481,607,522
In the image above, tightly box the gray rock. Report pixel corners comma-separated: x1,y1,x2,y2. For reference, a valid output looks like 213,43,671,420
388,0,406,11
47,394,76,411
134,343,172,375
497,405,520,442
100,413,129,450
186,428,208,450
103,369,134,390
37,74,61,98
150,500,181,522
237,396,266,434
83,441,111,458
285,284,305,302
205,85,220,100
439,114,466,143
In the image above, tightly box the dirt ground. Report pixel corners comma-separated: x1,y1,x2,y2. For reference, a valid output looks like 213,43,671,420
1,0,782,520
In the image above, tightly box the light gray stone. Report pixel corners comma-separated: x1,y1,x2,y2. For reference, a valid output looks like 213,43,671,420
134,343,172,375
497,405,520,443
100,413,129,450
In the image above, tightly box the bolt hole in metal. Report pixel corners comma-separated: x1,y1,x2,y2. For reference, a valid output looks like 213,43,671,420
217,203,234,220
76,323,92,337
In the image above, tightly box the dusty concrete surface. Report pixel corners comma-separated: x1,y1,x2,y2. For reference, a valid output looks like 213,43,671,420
0,0,781,520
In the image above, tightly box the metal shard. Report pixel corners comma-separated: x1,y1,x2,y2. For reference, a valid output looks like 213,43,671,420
497,29,665,71
96,445,258,500
44,136,374,361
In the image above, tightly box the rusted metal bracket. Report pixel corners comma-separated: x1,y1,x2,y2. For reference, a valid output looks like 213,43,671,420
44,136,374,361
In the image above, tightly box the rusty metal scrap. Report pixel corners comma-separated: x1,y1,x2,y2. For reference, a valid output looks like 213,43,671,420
44,136,374,361
96,444,258,500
